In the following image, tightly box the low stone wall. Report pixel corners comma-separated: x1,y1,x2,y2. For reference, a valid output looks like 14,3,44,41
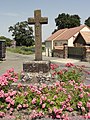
53,49,64,58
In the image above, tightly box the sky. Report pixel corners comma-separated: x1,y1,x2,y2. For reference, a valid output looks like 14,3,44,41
0,0,90,41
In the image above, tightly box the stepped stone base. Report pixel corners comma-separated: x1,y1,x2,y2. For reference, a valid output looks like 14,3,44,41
23,60,51,73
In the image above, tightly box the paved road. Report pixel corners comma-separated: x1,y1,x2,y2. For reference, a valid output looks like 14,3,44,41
0,51,90,81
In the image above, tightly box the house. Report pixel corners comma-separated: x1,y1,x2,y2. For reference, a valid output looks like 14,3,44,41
74,31,90,46
45,25,90,56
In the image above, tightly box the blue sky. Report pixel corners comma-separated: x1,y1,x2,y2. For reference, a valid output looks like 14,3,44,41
0,0,90,41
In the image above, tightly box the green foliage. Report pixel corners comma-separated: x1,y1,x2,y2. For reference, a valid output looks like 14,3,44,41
51,63,83,83
8,21,34,46
7,45,45,55
53,13,81,33
0,36,12,47
0,65,90,119
84,17,90,27
7,46,35,55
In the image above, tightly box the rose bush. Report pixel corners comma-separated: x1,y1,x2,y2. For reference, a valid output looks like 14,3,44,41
0,63,90,119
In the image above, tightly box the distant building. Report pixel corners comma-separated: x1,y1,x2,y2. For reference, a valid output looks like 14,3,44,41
45,25,90,56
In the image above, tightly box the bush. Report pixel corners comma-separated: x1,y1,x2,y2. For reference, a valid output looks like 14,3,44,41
0,63,90,119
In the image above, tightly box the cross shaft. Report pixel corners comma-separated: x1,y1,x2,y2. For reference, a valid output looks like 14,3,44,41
28,10,48,61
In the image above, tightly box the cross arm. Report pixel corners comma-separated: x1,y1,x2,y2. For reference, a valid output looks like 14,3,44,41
28,18,35,24
40,17,48,24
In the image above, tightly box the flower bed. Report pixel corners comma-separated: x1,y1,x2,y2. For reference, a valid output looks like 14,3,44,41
0,63,90,120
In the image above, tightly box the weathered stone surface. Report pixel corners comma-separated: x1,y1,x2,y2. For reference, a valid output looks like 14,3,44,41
28,10,48,61
23,60,51,73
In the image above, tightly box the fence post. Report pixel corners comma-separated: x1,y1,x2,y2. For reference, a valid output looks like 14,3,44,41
63,44,68,59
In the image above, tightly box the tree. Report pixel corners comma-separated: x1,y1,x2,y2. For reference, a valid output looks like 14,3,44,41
8,21,34,46
0,36,12,47
84,17,90,27
54,13,81,32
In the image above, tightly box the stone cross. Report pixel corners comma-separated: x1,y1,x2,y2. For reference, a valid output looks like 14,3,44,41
28,10,48,61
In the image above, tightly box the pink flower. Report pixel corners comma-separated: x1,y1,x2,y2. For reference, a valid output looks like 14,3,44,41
5,96,15,105
53,95,58,99
68,94,72,100
10,100,15,105
42,103,46,109
48,108,52,113
40,99,42,105
77,101,82,108
65,63,74,67
41,96,47,101
10,108,14,112
36,90,41,95
17,104,22,109
17,83,22,88
0,75,8,86
81,107,85,112
41,83,47,88
23,104,28,108
5,96,11,103
79,93,84,98
86,102,90,109
57,70,63,75
87,112,90,119
50,64,59,70
47,99,50,102
12,78,18,82
31,98,37,104
38,111,44,117
0,90,4,98
9,91,17,96
0,111,5,117
7,103,11,109
50,101,54,105
53,108,62,114
67,107,73,112
86,85,90,89
56,115,61,118
7,68,14,73
54,81,60,87
4,93,8,97
24,92,28,96
87,93,90,97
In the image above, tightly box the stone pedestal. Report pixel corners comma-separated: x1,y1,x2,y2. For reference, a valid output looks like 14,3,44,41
23,60,51,73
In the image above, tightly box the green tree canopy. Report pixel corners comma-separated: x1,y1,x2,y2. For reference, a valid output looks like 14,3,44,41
84,17,90,27
8,21,34,46
53,13,81,33
0,36,12,47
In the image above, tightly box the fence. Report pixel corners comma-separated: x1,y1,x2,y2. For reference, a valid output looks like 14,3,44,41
68,47,86,60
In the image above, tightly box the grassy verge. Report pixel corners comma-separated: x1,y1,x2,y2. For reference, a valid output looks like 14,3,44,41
7,46,34,55
7,45,45,55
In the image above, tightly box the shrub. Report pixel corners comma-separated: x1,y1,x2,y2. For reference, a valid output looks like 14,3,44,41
0,63,90,119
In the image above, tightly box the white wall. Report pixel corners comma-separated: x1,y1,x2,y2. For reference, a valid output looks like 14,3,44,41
45,41,52,56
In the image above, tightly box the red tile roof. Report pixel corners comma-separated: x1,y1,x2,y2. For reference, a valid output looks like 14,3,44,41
47,28,67,41
46,25,85,41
